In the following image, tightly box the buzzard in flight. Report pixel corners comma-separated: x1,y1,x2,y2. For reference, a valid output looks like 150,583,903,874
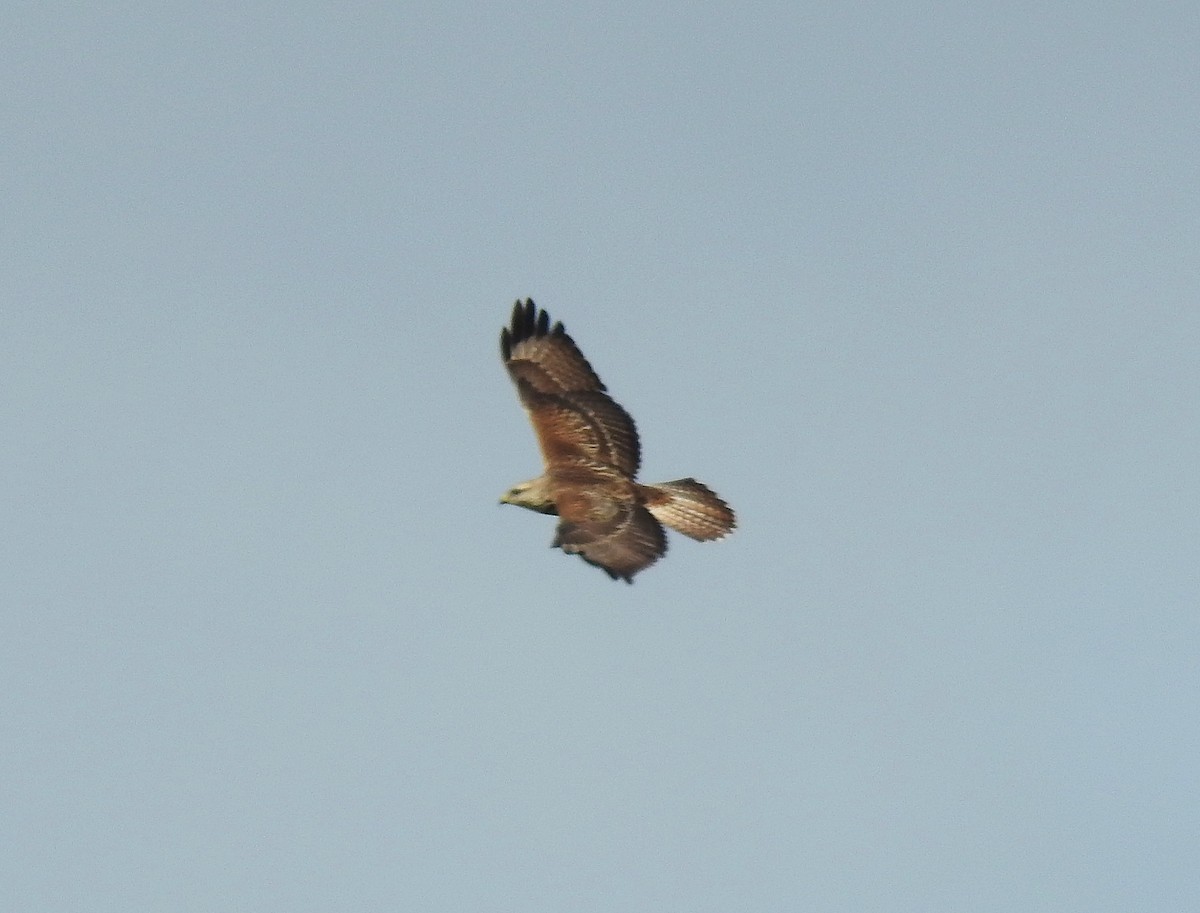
500,299,735,582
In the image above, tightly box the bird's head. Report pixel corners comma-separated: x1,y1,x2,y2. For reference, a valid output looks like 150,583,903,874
499,477,558,515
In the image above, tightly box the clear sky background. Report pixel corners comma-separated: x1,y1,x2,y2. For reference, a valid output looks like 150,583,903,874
3,3,1197,911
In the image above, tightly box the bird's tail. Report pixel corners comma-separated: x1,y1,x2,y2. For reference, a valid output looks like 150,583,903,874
639,478,736,541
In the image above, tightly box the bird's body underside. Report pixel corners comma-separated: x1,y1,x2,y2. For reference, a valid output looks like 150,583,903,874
500,299,734,582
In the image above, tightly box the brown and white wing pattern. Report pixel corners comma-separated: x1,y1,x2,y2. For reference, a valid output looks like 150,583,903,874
549,466,667,582
501,299,640,478
554,507,667,583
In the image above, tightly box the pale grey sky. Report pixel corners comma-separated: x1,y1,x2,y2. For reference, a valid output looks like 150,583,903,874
3,2,1198,911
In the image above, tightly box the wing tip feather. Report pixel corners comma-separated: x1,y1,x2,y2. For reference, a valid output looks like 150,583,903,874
505,298,556,349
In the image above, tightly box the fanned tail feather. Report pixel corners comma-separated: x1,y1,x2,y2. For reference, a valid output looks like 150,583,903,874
639,479,736,542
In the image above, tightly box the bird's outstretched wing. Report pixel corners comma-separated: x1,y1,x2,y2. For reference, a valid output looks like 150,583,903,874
501,299,640,478
553,501,668,583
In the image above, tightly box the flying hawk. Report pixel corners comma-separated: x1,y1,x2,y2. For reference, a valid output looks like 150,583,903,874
500,299,735,582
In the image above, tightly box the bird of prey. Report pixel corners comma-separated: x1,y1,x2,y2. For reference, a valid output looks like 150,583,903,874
499,299,735,582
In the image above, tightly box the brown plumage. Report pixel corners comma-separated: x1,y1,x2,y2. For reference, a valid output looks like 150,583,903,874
500,299,735,582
